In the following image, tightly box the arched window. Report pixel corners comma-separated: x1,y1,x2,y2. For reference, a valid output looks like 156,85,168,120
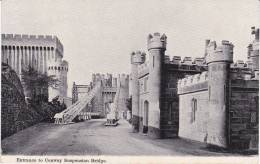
55,66,57,70
191,98,197,123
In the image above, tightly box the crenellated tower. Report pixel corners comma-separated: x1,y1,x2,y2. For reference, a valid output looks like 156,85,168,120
247,27,259,74
47,59,68,102
130,51,146,132
206,40,234,147
147,32,167,138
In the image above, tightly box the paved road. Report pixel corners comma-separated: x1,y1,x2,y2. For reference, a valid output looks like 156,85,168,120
1,119,254,156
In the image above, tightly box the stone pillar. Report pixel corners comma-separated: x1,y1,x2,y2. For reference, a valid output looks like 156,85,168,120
43,47,47,74
18,46,22,77
2,46,6,63
39,47,42,73
27,46,30,67
206,40,233,148
10,46,15,71
36,47,40,72
130,51,145,132
147,33,167,138
21,46,24,72
14,46,18,73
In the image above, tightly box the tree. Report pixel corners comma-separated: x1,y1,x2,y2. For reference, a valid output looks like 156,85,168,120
126,96,132,112
21,66,60,103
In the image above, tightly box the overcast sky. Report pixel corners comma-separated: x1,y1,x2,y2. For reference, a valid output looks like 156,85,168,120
2,0,259,97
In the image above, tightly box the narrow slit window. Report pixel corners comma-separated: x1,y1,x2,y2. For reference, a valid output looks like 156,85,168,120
153,56,154,68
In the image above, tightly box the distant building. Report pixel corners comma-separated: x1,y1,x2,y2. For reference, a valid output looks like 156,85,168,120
72,73,129,118
130,27,258,150
1,34,68,102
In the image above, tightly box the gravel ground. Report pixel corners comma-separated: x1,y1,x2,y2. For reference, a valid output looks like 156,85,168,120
1,119,257,156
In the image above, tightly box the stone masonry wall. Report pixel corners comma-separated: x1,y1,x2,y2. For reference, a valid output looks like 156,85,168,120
229,80,258,150
160,64,207,138
178,90,209,142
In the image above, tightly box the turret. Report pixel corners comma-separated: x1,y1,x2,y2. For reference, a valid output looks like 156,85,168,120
130,51,145,132
47,59,69,102
248,27,259,72
147,33,167,138
206,40,234,147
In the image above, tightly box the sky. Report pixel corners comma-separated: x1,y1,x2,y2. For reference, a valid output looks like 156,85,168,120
2,0,260,97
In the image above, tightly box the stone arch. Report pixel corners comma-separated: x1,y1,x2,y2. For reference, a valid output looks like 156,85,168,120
143,100,149,134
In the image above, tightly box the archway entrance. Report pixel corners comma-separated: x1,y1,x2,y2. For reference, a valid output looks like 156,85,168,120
143,100,149,134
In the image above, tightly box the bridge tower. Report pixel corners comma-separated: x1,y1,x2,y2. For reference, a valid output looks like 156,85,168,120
206,40,234,147
130,51,145,132
147,33,167,138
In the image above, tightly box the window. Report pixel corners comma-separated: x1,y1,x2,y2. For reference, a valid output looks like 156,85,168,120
191,98,197,123
144,77,148,92
153,56,155,68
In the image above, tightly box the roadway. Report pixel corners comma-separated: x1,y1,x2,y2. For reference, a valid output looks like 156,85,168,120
1,119,252,156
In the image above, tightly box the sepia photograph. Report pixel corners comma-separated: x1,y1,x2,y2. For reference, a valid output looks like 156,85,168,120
1,0,259,163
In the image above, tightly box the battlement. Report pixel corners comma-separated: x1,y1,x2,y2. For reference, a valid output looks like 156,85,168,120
177,71,209,94
206,40,234,64
147,32,167,50
164,55,206,66
2,33,63,55
118,73,130,80
178,71,208,87
131,51,146,64
2,33,58,42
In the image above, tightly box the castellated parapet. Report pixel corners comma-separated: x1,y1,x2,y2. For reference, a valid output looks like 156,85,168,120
147,33,167,50
2,34,63,56
131,51,146,65
206,40,234,64
177,72,209,95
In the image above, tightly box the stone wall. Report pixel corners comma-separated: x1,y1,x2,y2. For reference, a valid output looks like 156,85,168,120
178,90,209,142
159,64,207,138
229,80,259,149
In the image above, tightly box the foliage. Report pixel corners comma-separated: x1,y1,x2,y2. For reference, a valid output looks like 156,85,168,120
126,96,132,112
21,66,60,102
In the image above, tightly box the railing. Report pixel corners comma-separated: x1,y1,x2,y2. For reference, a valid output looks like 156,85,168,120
54,81,101,124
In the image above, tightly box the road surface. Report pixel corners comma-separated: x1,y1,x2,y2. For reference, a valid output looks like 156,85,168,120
1,119,255,156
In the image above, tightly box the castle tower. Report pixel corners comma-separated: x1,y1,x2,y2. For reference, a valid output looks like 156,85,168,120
116,74,130,118
248,27,259,72
47,59,68,102
147,33,167,138
206,40,234,147
130,51,145,132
